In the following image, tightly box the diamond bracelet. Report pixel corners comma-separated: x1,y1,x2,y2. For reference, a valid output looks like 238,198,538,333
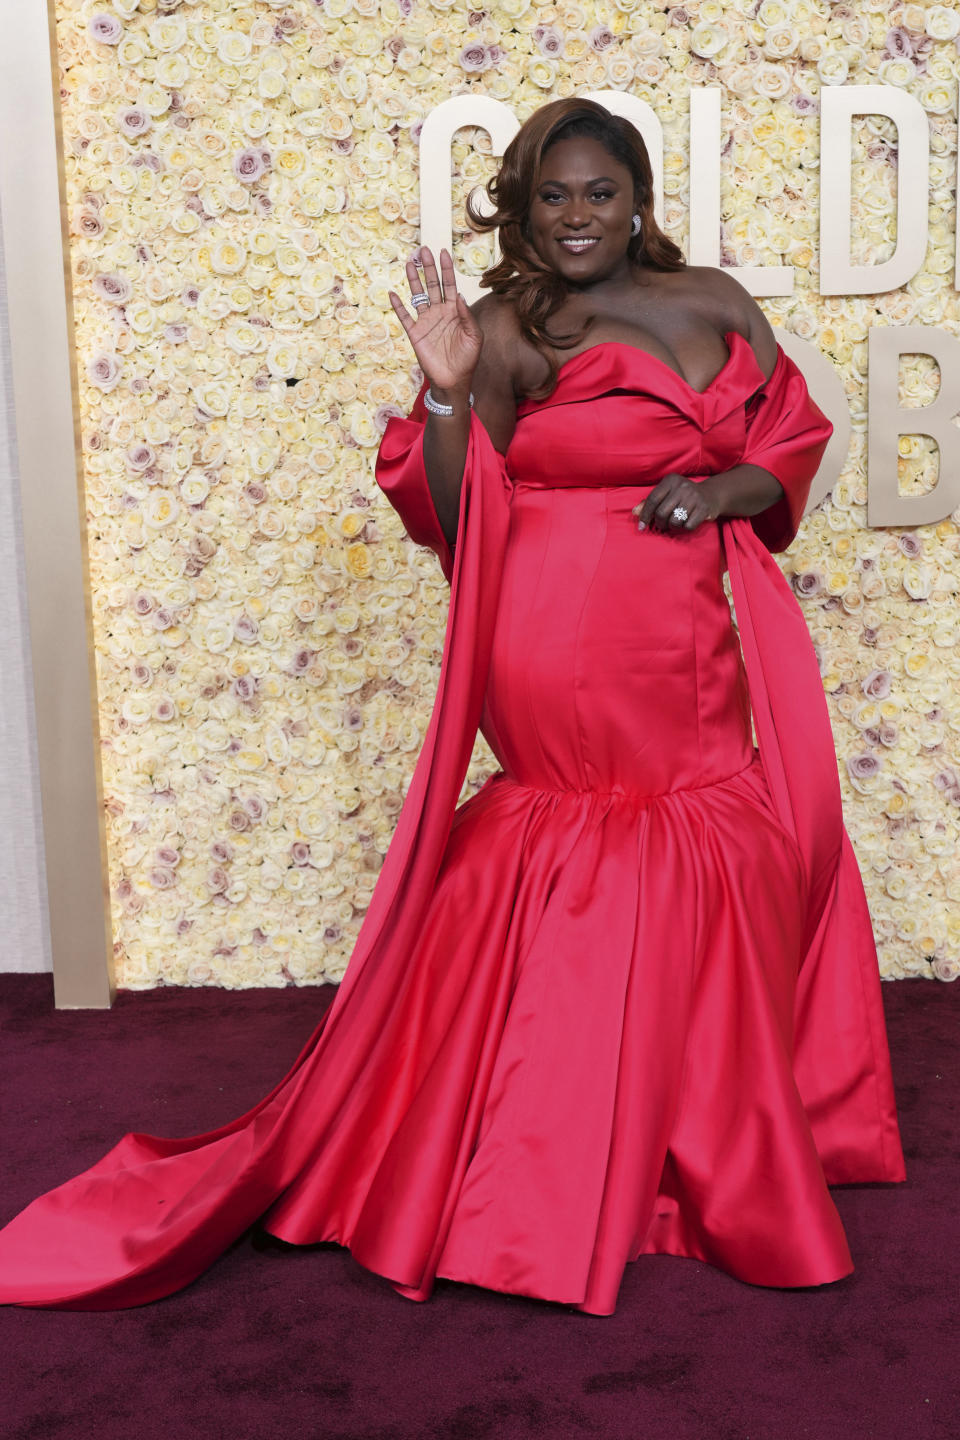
423,387,474,417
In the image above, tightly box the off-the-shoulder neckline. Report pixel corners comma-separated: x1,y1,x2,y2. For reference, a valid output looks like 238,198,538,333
548,328,753,396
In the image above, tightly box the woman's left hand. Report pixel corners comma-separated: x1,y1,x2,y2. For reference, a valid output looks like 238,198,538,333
631,474,725,535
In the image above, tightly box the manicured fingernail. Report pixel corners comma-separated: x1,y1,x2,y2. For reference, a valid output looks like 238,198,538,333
637,521,646,531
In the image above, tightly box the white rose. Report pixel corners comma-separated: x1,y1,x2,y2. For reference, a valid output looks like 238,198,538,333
149,17,187,52
757,0,788,24
818,53,849,85
919,80,953,115
266,339,300,378
180,471,211,506
878,57,917,88
925,6,960,41
216,32,252,65
258,70,286,99
753,63,791,99
689,21,728,58
121,696,153,726
765,24,799,58
193,380,231,417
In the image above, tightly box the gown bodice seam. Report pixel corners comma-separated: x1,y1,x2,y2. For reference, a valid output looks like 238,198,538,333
489,752,758,804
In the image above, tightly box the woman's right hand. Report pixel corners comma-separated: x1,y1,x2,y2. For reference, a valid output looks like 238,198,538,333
388,246,483,396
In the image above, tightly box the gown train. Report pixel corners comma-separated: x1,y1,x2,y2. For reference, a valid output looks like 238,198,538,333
0,332,905,1314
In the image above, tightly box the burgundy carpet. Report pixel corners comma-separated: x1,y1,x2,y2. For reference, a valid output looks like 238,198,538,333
1,974,956,1440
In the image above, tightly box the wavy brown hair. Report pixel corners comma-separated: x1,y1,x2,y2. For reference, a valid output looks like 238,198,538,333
465,98,686,400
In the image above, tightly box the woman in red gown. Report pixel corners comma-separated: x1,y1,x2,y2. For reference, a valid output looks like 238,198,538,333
0,99,904,1315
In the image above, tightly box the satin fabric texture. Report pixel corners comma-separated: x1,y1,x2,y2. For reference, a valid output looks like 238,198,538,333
0,330,905,1315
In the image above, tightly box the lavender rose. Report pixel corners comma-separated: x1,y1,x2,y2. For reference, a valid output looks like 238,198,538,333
289,647,317,674
231,674,259,701
233,614,259,643
126,443,155,472
88,14,123,44
233,147,268,183
794,570,823,597
459,42,493,72
148,867,177,890
535,26,563,56
92,272,132,304
884,26,914,59
77,208,104,237
861,668,893,699
118,107,152,139
847,752,882,781
86,350,122,392
374,402,405,432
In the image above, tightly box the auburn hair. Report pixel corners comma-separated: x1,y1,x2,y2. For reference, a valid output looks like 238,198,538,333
464,98,687,400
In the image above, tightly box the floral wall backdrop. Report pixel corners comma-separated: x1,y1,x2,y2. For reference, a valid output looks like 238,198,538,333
54,0,960,987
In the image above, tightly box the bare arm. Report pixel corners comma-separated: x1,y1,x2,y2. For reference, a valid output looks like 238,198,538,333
389,250,516,556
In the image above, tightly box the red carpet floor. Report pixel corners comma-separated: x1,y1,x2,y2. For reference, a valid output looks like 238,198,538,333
1,974,957,1440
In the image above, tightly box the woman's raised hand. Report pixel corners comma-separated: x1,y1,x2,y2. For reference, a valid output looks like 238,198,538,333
388,246,483,395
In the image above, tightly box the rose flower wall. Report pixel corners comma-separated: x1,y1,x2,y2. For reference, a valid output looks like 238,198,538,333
58,0,960,988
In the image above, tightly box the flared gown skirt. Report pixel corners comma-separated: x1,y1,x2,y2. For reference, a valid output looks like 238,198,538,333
0,476,903,1316
259,480,860,1312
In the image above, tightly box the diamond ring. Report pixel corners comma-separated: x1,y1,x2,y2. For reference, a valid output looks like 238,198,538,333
671,505,688,524
410,292,430,309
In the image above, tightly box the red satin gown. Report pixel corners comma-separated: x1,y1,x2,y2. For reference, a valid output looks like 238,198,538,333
0,330,905,1315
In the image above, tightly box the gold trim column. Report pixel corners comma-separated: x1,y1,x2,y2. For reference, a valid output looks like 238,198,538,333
0,4,114,1007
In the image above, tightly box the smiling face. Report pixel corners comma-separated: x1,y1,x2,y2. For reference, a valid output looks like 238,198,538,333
526,134,639,286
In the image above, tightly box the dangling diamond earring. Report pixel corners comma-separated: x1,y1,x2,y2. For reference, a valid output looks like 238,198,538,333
630,213,642,238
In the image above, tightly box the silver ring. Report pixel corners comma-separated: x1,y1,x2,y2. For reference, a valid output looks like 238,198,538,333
671,505,688,523
410,292,430,308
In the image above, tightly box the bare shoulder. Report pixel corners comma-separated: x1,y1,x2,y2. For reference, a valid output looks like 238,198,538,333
690,264,779,381
468,293,524,395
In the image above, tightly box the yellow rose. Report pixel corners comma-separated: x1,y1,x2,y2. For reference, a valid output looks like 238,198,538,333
345,543,372,579
142,492,180,529
210,238,247,275
274,145,305,177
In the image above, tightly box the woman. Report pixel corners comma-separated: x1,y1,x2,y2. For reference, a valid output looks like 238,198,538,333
0,99,904,1316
